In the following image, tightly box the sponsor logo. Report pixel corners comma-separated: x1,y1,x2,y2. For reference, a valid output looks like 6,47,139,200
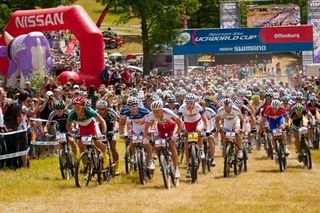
234,45,266,52
15,13,64,28
274,33,300,39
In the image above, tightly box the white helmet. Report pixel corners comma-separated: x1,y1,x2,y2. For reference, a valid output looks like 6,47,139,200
150,100,163,110
271,99,281,109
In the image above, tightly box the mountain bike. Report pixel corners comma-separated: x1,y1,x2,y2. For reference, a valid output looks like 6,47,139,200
176,133,184,164
223,131,242,177
202,131,213,175
186,132,199,183
297,127,312,169
101,133,115,183
74,135,104,187
128,135,154,185
272,129,286,172
311,120,319,150
155,134,178,189
242,132,250,172
57,132,74,180
264,129,273,160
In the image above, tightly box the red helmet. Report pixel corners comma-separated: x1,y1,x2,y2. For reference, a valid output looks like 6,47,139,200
73,96,86,105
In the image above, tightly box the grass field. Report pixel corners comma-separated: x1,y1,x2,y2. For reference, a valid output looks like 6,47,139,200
1,139,320,213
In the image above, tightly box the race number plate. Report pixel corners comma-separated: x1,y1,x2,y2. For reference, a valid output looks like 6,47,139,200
225,132,235,139
81,136,93,144
298,127,308,135
155,139,166,147
188,133,198,142
272,129,282,136
130,135,143,143
56,133,66,141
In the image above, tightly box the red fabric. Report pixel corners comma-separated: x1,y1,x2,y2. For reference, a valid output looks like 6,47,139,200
79,120,97,136
122,69,131,84
184,118,201,133
157,121,176,139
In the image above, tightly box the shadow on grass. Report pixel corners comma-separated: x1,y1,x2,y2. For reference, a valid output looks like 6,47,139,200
256,169,280,173
254,156,269,161
287,164,306,169
214,175,238,179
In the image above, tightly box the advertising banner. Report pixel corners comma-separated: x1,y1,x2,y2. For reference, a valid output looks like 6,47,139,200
220,2,240,29
308,0,320,62
173,26,313,55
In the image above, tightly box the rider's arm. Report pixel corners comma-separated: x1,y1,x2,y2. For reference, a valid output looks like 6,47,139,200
201,113,209,130
66,121,73,134
95,114,107,134
143,121,153,139
249,113,256,127
239,113,246,132
215,115,222,131
118,116,127,135
174,117,184,135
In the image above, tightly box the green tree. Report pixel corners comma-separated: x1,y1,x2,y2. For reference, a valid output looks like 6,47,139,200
97,0,200,76
188,0,220,28
0,0,76,33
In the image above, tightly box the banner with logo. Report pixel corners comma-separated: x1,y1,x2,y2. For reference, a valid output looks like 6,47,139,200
308,0,320,63
173,26,313,55
220,2,240,29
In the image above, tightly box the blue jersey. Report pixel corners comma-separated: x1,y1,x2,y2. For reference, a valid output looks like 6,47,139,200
120,106,150,125
164,103,180,114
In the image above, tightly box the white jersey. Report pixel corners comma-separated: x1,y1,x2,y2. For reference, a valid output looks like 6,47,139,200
205,107,216,131
216,105,242,121
147,108,178,124
178,102,205,123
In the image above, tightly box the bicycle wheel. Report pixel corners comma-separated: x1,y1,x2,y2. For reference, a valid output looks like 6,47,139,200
223,144,231,178
313,127,319,150
190,144,197,183
301,137,312,169
125,144,133,174
137,151,145,185
267,134,273,160
277,141,286,172
177,139,184,164
159,153,170,189
256,133,261,151
243,149,248,172
59,149,67,179
97,154,103,185
233,150,238,175
75,152,92,187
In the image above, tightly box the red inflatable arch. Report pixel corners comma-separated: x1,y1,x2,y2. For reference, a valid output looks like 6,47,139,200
0,5,104,86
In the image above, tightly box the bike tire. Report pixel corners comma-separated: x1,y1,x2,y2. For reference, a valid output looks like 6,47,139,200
190,144,197,183
75,152,91,187
125,144,133,174
223,144,231,178
97,154,103,185
267,134,274,160
159,153,170,189
302,137,312,169
59,149,67,179
177,140,184,164
256,133,261,151
277,141,286,172
314,127,319,150
243,149,248,172
201,158,208,175
137,151,145,185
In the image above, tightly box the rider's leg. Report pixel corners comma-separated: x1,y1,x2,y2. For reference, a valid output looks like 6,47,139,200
293,131,300,153
94,140,109,169
169,140,178,168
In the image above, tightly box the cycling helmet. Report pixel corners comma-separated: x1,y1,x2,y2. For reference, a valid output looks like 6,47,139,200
309,96,317,102
96,100,108,109
204,95,211,102
152,94,160,101
167,95,176,103
54,100,66,110
223,98,233,107
85,99,91,107
73,96,86,105
279,88,285,94
271,99,281,109
131,88,138,96
282,96,290,103
234,99,243,107
246,90,252,97
150,100,163,110
185,93,196,103
273,92,280,99
237,89,246,97
296,91,303,98
295,103,303,112
265,92,273,99
251,94,260,101
127,96,139,107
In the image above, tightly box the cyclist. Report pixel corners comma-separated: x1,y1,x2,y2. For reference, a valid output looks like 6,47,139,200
264,99,289,155
164,95,180,114
96,100,121,175
198,99,216,166
215,98,246,159
144,100,183,178
119,96,155,170
178,93,208,178
66,96,109,170
289,103,314,159
45,100,77,161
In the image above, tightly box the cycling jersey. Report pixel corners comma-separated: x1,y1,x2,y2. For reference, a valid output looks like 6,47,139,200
147,108,178,138
289,108,308,128
239,105,252,117
204,107,216,132
48,110,69,133
101,108,119,132
264,106,286,130
216,105,242,130
67,107,98,136
306,102,320,116
120,105,150,135
178,103,205,123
